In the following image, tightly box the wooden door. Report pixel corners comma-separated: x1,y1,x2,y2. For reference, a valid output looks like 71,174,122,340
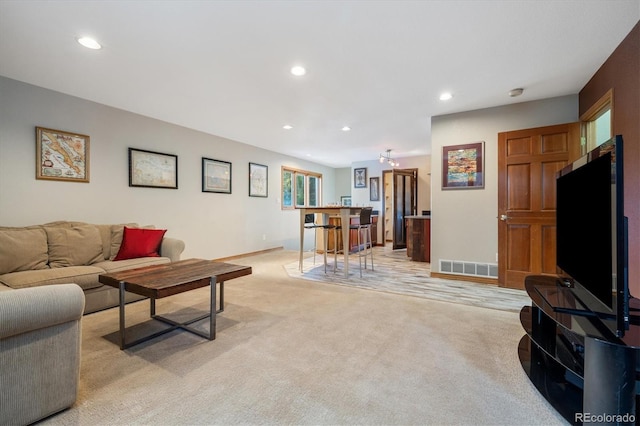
392,169,417,249
498,123,580,289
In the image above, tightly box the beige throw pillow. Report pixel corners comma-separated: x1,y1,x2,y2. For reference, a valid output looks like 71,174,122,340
0,228,49,274
45,224,104,268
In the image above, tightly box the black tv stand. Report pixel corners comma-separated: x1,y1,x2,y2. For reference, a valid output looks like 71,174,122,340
520,275,639,425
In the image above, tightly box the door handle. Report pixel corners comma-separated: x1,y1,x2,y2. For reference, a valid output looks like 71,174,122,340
499,214,509,221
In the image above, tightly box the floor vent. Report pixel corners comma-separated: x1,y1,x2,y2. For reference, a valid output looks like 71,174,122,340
439,259,498,279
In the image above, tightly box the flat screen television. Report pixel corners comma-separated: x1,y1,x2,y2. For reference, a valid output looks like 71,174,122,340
556,135,628,337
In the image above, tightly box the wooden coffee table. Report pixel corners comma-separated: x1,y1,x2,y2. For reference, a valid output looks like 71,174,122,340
98,258,252,349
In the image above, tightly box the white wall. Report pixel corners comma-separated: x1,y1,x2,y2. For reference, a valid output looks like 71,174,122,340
333,167,352,205
430,95,578,276
0,76,337,258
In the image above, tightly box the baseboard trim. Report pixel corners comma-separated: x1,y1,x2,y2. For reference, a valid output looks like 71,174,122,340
431,271,499,286
214,246,284,262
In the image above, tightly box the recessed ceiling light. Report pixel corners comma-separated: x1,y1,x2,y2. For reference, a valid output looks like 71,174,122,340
341,126,351,132
439,92,453,101
77,37,102,50
290,66,306,76
283,125,293,130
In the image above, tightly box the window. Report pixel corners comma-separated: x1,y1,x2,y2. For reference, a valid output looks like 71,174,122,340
281,167,322,209
282,170,293,208
308,175,319,207
581,89,613,152
295,173,305,207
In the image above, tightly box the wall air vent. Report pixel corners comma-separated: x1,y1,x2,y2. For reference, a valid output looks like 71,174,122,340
439,259,498,279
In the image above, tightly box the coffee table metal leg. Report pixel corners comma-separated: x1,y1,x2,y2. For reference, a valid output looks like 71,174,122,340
119,281,126,350
218,281,224,313
210,276,216,340
118,275,221,349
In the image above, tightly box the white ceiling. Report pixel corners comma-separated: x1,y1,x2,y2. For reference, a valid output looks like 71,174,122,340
1,1,638,167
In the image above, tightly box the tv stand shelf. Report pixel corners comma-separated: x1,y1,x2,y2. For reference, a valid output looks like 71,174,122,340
520,275,640,425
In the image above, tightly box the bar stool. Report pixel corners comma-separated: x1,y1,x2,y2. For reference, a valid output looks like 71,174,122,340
303,213,334,273
332,207,374,277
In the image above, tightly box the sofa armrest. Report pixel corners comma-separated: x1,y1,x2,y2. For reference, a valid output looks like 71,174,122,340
0,284,85,340
160,237,185,262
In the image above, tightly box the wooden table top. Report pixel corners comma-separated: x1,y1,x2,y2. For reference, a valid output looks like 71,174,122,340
98,258,252,299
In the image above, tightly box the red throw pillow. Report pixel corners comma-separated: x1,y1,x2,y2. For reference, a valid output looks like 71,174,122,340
113,227,167,261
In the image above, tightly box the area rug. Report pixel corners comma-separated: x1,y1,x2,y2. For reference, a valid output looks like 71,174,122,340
284,248,530,313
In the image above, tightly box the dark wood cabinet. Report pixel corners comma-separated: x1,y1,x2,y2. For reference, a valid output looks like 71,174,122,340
406,216,430,262
327,215,378,253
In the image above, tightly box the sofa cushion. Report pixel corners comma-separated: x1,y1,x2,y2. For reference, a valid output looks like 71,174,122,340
0,228,49,274
94,256,170,273
113,227,166,261
0,266,104,291
45,225,104,268
94,224,114,261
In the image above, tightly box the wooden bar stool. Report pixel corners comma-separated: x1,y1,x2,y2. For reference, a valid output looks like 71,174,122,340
332,207,374,277
303,213,335,273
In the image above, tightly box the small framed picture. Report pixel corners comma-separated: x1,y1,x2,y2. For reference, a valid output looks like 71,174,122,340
340,196,352,206
442,142,484,190
369,177,380,201
354,167,367,188
249,162,268,197
129,148,178,189
36,127,90,182
202,157,232,194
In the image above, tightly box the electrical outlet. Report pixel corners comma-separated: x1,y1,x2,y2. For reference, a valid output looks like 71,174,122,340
262,234,266,241
495,253,499,262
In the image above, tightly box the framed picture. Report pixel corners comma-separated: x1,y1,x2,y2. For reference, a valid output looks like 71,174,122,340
129,148,178,189
249,162,268,197
442,142,485,189
370,177,380,201
340,195,352,206
202,157,232,194
354,167,367,188
36,127,90,182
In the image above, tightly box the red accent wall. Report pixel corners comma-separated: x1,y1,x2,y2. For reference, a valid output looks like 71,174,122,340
579,22,640,297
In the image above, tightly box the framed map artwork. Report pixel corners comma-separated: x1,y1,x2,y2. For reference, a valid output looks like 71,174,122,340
202,157,232,194
129,148,178,189
249,162,268,197
36,127,90,182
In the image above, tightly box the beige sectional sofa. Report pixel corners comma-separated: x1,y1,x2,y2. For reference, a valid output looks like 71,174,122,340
0,284,85,425
0,221,185,314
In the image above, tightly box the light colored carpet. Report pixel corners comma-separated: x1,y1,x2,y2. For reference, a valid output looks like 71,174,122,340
43,249,566,425
287,247,530,313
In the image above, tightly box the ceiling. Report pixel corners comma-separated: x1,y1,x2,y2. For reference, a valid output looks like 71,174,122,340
1,1,638,168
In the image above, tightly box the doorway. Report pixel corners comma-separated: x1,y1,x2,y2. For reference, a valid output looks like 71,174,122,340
382,169,417,250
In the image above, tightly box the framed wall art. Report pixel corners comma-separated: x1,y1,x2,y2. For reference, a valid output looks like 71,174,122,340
202,157,232,194
36,127,90,182
369,177,380,201
340,195,352,206
442,142,484,189
249,162,268,197
354,167,367,188
129,148,178,189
